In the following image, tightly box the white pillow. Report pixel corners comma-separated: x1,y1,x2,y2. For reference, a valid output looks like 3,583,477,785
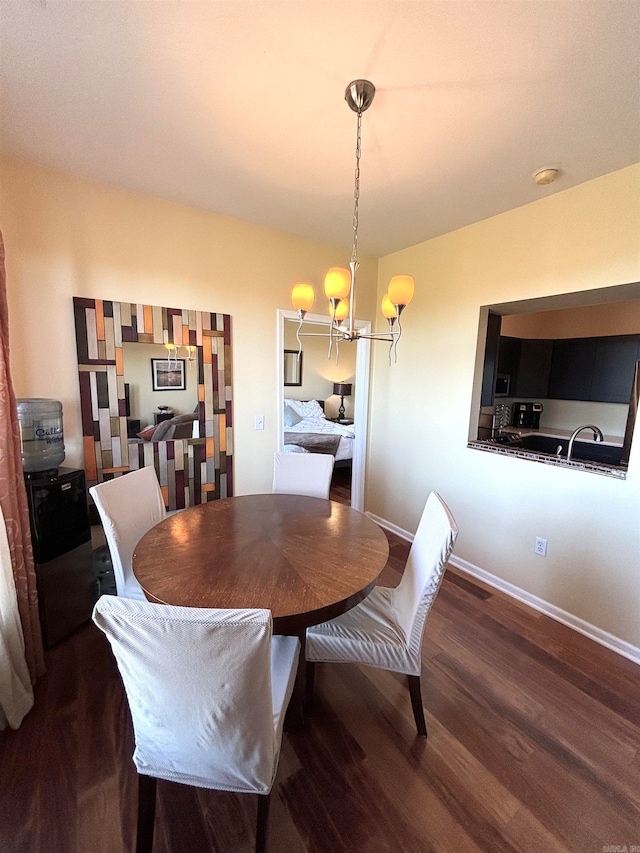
283,406,302,427
287,399,324,419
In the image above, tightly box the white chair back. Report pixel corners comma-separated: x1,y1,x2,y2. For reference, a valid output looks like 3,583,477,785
92,596,294,794
391,492,458,656
89,467,166,599
272,451,334,499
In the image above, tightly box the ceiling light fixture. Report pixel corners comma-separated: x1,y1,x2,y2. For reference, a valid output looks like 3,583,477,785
533,167,559,186
290,80,415,364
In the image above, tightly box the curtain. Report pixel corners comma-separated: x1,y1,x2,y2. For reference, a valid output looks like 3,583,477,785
0,507,34,729
0,228,44,729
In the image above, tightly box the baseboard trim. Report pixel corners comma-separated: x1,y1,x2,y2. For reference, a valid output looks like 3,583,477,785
367,511,640,666
366,512,414,543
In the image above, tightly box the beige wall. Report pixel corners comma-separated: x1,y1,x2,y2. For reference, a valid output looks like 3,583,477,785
502,300,640,338
283,319,357,419
0,155,377,494
369,164,640,649
3,153,639,652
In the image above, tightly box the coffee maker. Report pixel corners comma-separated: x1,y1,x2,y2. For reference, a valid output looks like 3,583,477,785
512,402,543,429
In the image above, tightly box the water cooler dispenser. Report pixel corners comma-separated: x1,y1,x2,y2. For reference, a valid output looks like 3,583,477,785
18,399,98,647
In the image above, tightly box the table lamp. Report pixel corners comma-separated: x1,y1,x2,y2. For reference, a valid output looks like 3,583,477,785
333,382,352,422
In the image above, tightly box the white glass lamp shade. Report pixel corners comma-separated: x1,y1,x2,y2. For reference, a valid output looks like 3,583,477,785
388,275,415,307
291,283,315,313
324,268,351,300
381,294,397,319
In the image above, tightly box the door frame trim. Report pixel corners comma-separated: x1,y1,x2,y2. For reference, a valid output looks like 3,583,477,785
277,310,371,511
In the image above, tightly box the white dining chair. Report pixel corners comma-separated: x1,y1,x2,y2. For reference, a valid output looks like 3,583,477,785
93,596,299,853
305,491,458,736
272,451,334,500
89,466,168,600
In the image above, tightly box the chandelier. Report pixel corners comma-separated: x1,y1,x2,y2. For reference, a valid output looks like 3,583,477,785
290,80,415,363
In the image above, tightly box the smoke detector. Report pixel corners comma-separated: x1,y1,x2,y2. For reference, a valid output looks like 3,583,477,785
533,167,559,186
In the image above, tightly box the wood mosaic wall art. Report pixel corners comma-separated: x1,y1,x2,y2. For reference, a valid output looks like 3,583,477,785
73,297,233,510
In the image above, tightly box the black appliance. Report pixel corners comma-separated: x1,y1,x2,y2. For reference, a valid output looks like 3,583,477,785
495,374,510,396
24,467,97,647
512,402,543,429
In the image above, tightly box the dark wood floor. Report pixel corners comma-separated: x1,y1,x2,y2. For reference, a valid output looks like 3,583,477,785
2,493,639,851
329,464,351,505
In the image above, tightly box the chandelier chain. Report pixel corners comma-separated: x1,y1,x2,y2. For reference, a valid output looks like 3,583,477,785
290,79,413,365
351,109,362,265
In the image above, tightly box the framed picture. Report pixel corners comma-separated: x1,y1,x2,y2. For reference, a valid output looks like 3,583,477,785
284,349,303,386
151,358,186,391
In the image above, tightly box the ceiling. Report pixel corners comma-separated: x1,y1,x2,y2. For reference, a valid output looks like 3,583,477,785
1,1,639,257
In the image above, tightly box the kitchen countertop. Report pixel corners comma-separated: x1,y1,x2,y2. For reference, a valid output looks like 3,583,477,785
468,427,628,479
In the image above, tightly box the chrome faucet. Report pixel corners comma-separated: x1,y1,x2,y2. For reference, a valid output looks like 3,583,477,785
567,424,604,461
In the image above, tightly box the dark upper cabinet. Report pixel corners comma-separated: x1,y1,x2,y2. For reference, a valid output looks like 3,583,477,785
496,336,553,398
481,312,502,406
591,336,640,403
486,328,639,407
548,335,640,403
514,339,553,398
497,336,520,386
548,338,597,401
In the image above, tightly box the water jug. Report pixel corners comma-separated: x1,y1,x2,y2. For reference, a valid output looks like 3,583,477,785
16,398,66,473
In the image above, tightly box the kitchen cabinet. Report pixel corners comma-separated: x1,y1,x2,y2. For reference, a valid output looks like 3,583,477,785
496,336,552,398
591,336,640,403
513,339,553,398
496,336,520,390
481,312,501,406
548,335,640,403
490,331,640,405
548,338,597,401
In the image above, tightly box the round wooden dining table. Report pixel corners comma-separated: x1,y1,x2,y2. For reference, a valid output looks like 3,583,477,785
132,493,390,635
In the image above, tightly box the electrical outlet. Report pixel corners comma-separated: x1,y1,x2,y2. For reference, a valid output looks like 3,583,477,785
534,537,547,557
254,414,264,430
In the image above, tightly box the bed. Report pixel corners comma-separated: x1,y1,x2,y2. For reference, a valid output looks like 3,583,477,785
283,399,355,465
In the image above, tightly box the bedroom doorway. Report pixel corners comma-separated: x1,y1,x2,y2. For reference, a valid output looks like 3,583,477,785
277,310,371,511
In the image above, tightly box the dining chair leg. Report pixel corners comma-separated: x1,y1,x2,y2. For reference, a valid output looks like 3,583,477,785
256,792,271,853
136,774,157,853
284,630,306,732
408,674,428,737
305,661,316,715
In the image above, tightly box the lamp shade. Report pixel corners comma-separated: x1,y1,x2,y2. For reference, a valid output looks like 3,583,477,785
381,293,397,319
388,274,415,307
291,282,315,312
333,382,352,397
324,267,351,300
332,299,349,321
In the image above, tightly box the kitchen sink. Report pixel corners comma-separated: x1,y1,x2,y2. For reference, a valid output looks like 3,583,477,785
518,434,624,466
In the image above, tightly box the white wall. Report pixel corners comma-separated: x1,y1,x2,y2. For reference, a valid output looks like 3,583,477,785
0,155,378,495
368,165,640,650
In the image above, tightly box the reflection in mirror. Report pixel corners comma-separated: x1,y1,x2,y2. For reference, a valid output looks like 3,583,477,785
469,282,640,476
283,349,302,386
281,316,358,498
283,319,356,420
73,297,233,509
122,343,199,437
